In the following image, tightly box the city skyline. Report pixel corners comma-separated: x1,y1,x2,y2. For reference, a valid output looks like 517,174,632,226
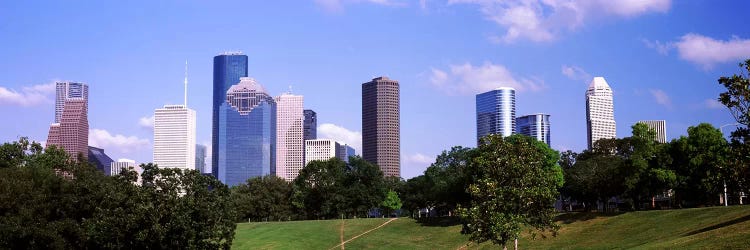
1,1,748,179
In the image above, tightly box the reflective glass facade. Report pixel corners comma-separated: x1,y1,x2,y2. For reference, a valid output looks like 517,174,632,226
217,77,276,187
516,114,551,146
476,88,515,145
212,53,248,179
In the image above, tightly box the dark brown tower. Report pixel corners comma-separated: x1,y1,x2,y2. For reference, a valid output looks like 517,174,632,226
362,76,400,177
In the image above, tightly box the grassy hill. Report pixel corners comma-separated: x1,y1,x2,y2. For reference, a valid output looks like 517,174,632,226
233,206,750,249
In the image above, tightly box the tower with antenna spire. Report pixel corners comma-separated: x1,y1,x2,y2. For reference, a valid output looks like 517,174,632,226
152,60,197,171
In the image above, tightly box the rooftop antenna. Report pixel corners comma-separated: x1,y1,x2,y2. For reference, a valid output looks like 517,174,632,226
184,60,188,107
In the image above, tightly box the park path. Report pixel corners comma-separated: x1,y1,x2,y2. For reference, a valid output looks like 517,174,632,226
329,218,398,250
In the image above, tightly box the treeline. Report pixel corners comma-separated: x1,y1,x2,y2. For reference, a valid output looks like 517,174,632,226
0,139,236,249
562,122,742,210
231,156,403,221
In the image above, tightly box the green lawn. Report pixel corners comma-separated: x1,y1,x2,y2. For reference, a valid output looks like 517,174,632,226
233,206,750,249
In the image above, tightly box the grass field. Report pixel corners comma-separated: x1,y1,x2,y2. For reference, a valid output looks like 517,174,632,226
233,206,750,249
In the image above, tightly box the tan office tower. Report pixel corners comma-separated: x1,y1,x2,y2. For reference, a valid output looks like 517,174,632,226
362,76,400,177
275,93,304,182
586,77,616,149
47,98,89,160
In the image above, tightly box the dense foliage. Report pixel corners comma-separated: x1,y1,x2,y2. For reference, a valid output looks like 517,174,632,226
0,138,236,249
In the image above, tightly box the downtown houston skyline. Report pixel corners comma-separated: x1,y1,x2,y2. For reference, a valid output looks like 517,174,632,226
1,1,748,179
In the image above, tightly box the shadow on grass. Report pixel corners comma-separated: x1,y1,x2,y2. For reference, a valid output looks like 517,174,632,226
683,214,750,236
555,212,625,225
414,216,463,227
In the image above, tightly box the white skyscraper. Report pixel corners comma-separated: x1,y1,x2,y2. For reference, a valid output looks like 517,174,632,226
275,93,304,182
586,77,616,149
153,105,196,171
638,120,667,143
305,139,341,167
110,159,137,176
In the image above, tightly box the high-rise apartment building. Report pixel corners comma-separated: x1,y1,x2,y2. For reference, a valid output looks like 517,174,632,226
638,120,667,143
303,109,317,141
276,93,304,182
55,81,88,123
196,144,207,173
47,98,88,160
153,105,196,171
217,77,276,187
476,87,516,144
362,76,400,177
586,77,616,149
212,52,249,180
305,139,341,166
516,114,551,146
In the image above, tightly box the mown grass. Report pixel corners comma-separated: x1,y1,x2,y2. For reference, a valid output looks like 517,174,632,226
233,206,750,249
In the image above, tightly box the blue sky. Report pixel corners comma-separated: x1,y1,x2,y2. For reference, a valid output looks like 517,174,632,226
1,0,749,179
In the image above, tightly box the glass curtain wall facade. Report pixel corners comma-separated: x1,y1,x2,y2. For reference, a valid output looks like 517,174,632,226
212,53,248,179
516,114,551,146
217,77,276,187
476,87,515,145
303,109,317,141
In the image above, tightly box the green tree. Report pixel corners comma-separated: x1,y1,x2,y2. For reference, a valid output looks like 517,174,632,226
423,146,476,215
341,156,385,218
459,134,561,249
717,59,750,198
381,190,402,217
232,175,293,222
292,158,347,219
669,123,729,206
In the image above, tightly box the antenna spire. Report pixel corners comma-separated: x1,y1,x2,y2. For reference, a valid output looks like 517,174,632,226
184,60,188,107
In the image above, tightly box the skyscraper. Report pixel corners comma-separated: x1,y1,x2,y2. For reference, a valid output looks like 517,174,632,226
217,77,276,187
153,105,196,171
55,81,88,123
638,120,667,143
88,146,114,176
212,52,249,179
476,87,516,144
275,93,304,182
362,76,400,177
337,143,355,163
516,113,551,146
586,77,616,149
304,139,341,166
303,109,317,141
47,97,88,160
196,144,207,173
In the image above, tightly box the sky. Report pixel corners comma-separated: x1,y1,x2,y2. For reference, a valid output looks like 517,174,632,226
1,0,749,179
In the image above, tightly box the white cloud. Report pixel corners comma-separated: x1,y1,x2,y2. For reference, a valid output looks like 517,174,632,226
89,129,149,154
138,115,154,129
401,152,436,178
561,65,591,82
649,89,671,108
674,33,750,69
704,99,724,109
0,82,56,107
318,123,362,154
428,62,544,95
642,38,673,55
314,0,406,12
448,0,670,43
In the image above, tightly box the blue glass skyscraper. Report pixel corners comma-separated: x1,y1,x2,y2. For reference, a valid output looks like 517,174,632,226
516,113,551,146
476,87,515,145
216,77,276,187
212,52,248,180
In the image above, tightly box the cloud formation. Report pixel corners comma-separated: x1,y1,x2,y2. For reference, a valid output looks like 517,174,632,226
318,123,362,154
429,62,544,95
0,82,56,106
314,0,405,12
674,34,750,69
561,65,592,82
448,0,671,43
89,129,149,154
649,89,671,108
401,152,435,178
138,115,154,129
